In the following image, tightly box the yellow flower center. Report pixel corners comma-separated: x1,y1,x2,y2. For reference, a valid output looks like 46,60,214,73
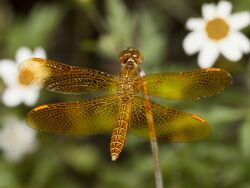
205,18,229,40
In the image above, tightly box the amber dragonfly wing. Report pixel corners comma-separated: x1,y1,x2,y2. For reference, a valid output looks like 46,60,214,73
26,96,118,135
129,97,210,142
18,58,118,94
143,68,232,100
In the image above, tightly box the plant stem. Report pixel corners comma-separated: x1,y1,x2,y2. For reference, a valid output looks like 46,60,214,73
141,71,164,188
150,140,163,188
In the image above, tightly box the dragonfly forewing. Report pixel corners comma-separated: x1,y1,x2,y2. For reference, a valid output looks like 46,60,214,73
18,58,118,94
143,68,232,100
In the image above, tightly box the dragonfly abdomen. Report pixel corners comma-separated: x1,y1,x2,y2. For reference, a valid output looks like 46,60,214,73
110,102,132,161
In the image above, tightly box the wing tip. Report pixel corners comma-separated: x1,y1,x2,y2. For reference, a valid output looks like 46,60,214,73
33,104,50,111
206,68,222,72
205,68,233,84
18,58,51,87
200,68,233,98
192,114,206,122
191,114,211,140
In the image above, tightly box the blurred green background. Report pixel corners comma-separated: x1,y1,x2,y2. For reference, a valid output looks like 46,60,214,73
0,0,250,187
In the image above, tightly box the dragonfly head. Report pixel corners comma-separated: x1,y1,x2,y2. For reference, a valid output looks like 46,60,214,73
119,48,143,69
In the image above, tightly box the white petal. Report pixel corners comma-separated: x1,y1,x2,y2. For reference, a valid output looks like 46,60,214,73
2,87,23,107
0,118,37,163
15,47,33,63
229,12,250,30
0,60,18,86
186,18,205,30
198,41,220,68
22,87,40,106
183,31,205,55
219,34,243,61
232,32,250,53
33,47,47,58
216,1,232,18
220,34,242,61
202,3,217,20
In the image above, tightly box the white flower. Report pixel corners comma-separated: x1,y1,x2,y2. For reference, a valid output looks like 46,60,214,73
0,117,38,163
183,1,250,68
0,47,46,107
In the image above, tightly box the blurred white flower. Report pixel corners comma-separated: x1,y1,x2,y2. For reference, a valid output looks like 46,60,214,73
0,47,46,107
0,117,38,163
183,1,250,68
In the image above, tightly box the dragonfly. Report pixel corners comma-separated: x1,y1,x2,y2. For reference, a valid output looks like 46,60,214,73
18,47,232,161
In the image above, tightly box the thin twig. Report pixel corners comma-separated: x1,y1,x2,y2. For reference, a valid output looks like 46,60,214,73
141,71,164,188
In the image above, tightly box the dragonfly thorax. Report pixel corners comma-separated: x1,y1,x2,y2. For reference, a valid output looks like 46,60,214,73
116,48,143,100
117,75,137,100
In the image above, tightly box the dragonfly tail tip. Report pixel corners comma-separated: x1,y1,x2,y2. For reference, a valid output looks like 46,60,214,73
111,155,118,161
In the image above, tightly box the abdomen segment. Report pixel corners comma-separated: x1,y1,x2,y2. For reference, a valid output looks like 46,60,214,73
110,102,132,161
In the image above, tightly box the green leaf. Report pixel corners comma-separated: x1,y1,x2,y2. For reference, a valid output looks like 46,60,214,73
62,145,99,173
240,118,250,158
98,0,134,57
137,11,166,72
7,4,63,55
190,105,244,125
106,0,133,45
0,161,20,188
98,0,166,69
29,150,60,188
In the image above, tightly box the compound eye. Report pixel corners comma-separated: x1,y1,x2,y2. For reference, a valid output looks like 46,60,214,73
119,53,130,65
132,53,142,64
132,54,138,59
